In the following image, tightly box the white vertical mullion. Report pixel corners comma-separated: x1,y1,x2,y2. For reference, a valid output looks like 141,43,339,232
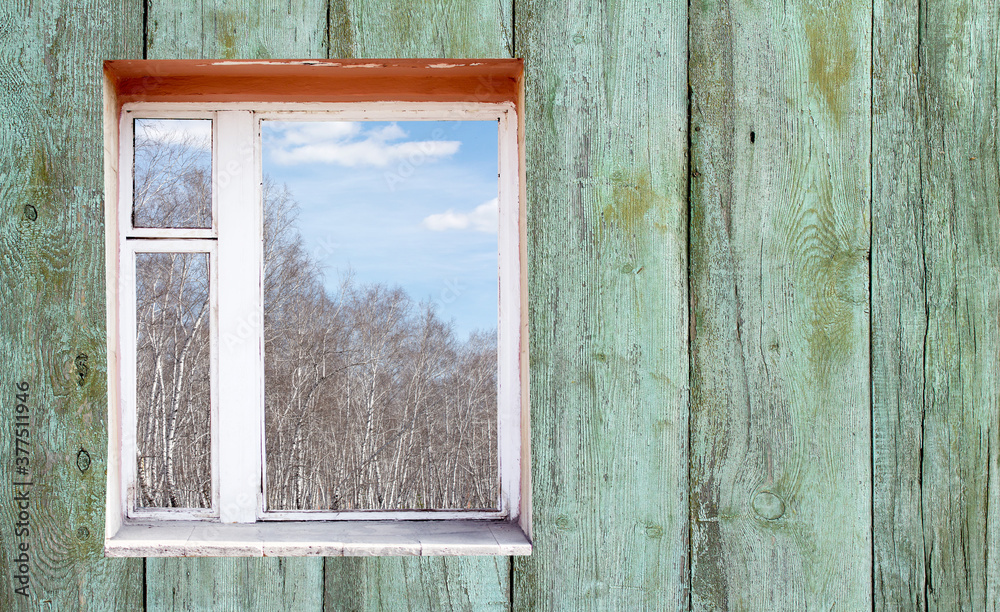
497,107,521,520
217,110,263,523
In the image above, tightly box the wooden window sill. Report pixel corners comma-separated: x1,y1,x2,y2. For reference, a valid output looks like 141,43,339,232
105,520,531,557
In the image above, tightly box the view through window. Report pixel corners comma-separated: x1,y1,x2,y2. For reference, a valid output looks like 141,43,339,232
260,120,500,511
131,117,502,514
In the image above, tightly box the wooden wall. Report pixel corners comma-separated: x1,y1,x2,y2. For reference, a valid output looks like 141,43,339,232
0,0,997,609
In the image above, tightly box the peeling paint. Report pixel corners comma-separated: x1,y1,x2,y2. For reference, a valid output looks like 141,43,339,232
805,4,857,125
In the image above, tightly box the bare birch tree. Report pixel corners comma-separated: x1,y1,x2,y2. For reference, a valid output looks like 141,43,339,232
135,134,499,512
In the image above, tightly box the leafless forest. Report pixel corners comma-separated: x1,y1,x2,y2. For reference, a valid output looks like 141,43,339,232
133,121,499,512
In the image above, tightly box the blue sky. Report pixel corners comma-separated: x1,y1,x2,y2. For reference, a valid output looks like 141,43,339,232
261,120,499,339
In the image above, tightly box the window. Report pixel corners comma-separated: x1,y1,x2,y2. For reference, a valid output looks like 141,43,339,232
103,60,529,556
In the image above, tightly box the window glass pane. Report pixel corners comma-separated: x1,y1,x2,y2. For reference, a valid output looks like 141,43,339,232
136,252,212,509
261,120,499,511
133,119,213,229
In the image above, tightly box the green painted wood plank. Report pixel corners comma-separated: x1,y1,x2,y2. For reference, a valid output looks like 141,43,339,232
688,1,872,609
142,2,327,610
915,1,1000,608
871,0,926,609
328,0,512,58
512,1,689,609
147,0,329,59
321,2,514,610
0,0,144,610
146,557,323,611
326,557,510,612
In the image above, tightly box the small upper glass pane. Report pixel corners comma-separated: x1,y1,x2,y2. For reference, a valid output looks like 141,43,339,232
133,119,213,229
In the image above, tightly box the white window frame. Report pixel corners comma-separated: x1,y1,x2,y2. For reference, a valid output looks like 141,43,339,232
105,100,529,556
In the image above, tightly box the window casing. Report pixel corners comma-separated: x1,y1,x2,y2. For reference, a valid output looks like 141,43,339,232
103,60,529,557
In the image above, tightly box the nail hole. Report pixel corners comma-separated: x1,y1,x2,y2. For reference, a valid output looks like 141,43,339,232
77,448,91,473
75,354,89,386
750,131,756,144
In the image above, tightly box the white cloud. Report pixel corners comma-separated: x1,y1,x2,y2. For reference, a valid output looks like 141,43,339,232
281,121,361,145
135,119,212,150
369,123,406,141
273,140,460,167
422,198,498,233
268,121,460,168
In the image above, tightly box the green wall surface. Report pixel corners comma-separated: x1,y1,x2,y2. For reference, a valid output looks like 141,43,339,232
0,0,998,610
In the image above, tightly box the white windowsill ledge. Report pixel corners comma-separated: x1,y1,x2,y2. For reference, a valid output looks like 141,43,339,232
105,520,531,557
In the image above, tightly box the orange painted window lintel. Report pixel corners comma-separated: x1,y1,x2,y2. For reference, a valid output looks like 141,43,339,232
104,59,523,105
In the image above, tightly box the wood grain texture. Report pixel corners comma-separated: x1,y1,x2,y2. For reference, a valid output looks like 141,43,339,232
146,557,323,611
142,1,328,609
5,0,1000,609
322,2,515,608
916,1,1000,608
872,0,926,609
688,0,872,609
328,0,512,59
0,0,144,610
326,556,511,611
512,0,690,609
147,0,328,60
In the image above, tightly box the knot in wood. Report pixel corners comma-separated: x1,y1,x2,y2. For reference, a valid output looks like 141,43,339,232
752,491,784,520
77,448,91,473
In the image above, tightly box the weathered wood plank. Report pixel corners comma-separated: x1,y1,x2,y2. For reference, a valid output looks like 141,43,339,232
0,0,144,610
142,2,328,610
326,556,510,611
871,0,926,609
915,1,1000,608
322,2,514,609
688,1,872,609
512,0,689,609
147,0,328,59
146,557,323,611
329,0,512,58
